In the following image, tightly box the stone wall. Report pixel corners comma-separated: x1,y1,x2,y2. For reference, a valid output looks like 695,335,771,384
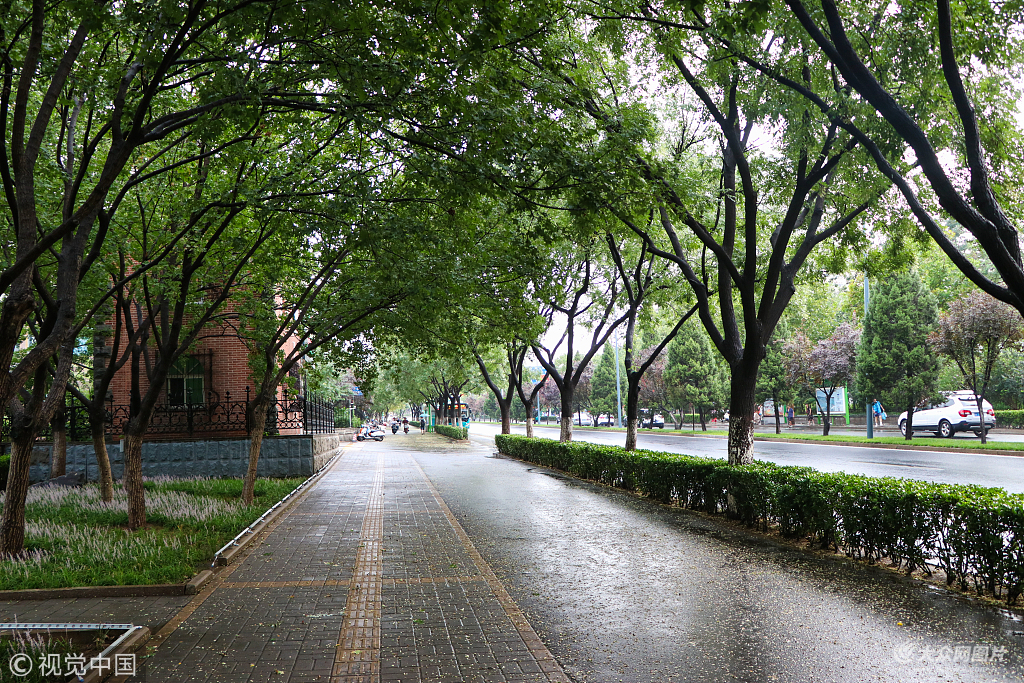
24,434,346,483
311,433,346,471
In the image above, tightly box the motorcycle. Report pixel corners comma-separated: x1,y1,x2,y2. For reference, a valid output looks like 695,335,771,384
391,423,399,434
403,423,409,434
355,425,370,441
368,425,386,441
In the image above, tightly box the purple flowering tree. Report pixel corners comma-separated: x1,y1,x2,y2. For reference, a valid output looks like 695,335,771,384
785,323,861,435
931,292,1023,444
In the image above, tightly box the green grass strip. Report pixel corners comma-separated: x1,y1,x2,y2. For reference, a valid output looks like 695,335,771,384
0,477,304,590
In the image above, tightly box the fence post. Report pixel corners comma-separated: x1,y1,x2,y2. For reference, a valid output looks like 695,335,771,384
69,397,77,441
302,392,309,435
245,386,250,434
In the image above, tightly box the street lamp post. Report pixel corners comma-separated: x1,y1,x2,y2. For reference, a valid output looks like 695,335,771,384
613,330,624,429
865,274,873,439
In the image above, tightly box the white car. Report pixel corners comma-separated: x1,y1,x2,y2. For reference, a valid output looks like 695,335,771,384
898,391,996,438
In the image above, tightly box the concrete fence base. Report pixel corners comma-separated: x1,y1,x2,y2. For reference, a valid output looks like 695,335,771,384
18,432,351,483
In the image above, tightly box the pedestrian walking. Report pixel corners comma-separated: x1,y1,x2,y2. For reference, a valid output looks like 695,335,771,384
872,399,886,427
787,404,795,427
807,405,814,425
419,417,426,434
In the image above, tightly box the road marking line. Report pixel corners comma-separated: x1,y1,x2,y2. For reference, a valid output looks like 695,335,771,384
332,452,385,682
410,457,571,683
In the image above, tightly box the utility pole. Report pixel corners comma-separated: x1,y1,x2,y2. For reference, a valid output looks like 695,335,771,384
613,331,624,429
865,274,873,439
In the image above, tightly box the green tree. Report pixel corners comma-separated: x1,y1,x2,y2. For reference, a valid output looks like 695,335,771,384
664,322,727,431
761,0,1024,317
590,343,623,423
987,349,1024,410
756,330,794,435
857,272,940,440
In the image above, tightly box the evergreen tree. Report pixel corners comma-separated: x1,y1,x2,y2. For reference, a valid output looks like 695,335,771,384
664,323,727,431
857,272,940,440
590,344,622,424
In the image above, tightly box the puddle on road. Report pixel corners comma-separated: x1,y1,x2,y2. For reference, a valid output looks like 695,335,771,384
849,460,940,470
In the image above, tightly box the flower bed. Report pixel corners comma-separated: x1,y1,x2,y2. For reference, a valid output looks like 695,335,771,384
495,435,1024,604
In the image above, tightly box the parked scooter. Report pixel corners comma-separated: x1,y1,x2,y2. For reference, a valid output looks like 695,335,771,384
355,425,370,441
367,424,386,441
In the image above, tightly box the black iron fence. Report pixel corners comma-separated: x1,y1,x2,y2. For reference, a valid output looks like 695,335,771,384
2,387,335,441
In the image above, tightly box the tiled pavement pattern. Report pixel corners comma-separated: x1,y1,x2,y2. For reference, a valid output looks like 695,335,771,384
137,437,569,682
333,451,384,681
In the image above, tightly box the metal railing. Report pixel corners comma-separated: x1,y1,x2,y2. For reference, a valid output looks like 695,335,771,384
2,387,335,441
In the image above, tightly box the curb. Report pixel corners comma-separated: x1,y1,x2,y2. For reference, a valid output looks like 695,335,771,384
83,626,151,683
0,585,183,601
0,446,346,602
185,569,214,595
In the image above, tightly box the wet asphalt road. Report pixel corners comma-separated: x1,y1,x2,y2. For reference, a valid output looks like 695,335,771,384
406,435,1024,683
470,424,1024,494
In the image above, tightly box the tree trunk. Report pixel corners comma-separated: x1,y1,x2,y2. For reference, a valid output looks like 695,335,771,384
525,399,535,438
499,400,511,435
976,395,988,444
699,406,707,431
559,385,574,442
242,403,269,506
727,369,758,465
0,433,37,556
50,408,67,478
904,401,914,441
123,431,146,529
624,376,640,451
89,406,114,501
823,397,832,436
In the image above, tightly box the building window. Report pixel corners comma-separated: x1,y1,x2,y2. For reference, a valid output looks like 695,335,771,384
167,356,204,406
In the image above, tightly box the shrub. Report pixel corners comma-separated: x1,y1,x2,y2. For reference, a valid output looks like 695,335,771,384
435,425,468,440
995,410,1024,428
494,434,1024,604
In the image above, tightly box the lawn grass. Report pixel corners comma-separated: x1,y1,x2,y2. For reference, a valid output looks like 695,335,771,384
750,431,1024,450
652,428,1024,450
0,476,304,590
0,631,80,682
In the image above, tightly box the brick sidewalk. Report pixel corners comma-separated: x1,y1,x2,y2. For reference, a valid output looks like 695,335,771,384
138,436,568,682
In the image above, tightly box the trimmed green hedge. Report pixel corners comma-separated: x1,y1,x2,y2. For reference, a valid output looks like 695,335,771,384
995,410,1024,428
495,435,1024,604
435,425,468,440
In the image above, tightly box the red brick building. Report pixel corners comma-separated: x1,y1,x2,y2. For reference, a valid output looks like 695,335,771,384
104,303,311,439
